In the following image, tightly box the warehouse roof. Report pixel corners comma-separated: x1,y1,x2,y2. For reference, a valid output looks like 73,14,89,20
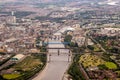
12,54,25,60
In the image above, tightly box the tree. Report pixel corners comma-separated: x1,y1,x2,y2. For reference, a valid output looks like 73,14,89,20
87,45,94,50
98,64,108,70
64,35,72,43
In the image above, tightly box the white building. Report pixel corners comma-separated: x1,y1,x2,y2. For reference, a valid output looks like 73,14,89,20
11,54,25,61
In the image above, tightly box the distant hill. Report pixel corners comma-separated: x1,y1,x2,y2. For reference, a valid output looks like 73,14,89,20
0,0,96,2
1,0,120,6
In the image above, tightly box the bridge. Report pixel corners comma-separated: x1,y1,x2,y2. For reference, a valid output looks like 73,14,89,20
44,42,70,45
33,33,72,80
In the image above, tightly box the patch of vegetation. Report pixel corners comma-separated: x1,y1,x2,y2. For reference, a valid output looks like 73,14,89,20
40,46,47,52
13,56,42,71
93,35,120,54
3,74,21,80
1,54,47,80
64,34,81,53
32,54,47,65
15,11,35,18
68,54,85,80
64,35,72,43
105,62,117,69
79,54,105,68
35,16,66,23
0,52,6,55
87,45,94,51
98,64,108,70
101,53,111,61
116,71,120,77
79,53,118,70
87,45,101,52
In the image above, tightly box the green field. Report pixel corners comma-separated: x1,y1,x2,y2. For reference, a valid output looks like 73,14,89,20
105,62,117,69
13,56,42,71
1,54,47,80
79,54,105,68
79,54,118,70
3,74,21,80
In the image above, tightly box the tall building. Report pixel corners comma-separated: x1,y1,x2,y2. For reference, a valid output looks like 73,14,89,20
6,11,16,24
11,11,15,16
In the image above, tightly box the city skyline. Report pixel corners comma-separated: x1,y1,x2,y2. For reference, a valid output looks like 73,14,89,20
0,0,120,80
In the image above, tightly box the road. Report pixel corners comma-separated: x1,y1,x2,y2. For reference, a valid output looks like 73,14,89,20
79,63,89,80
85,29,108,53
89,36,107,53
33,36,71,80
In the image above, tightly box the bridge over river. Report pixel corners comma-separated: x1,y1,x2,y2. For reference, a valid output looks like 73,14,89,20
33,33,72,80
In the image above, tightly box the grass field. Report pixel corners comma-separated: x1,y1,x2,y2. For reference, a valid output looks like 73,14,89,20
79,54,118,70
105,62,117,69
3,74,21,80
1,54,47,80
79,54,105,68
13,56,42,71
